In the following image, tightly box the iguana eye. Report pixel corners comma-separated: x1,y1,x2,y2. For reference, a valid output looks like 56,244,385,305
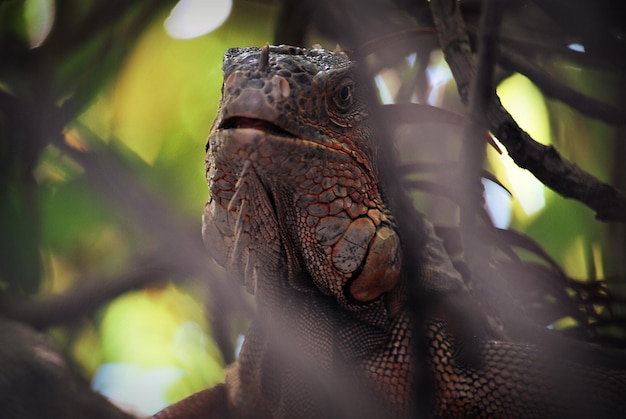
333,79,354,112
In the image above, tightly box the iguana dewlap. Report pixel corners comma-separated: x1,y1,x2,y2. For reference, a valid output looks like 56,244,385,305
153,45,626,419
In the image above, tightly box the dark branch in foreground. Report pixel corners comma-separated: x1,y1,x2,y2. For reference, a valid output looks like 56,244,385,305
0,319,134,419
458,0,501,233
429,0,626,222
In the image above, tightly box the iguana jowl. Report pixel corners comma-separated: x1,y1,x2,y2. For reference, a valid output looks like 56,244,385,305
154,45,626,418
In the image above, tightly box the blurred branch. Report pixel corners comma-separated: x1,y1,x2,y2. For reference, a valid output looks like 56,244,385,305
0,319,134,418
498,48,626,125
358,27,437,56
379,103,502,152
56,125,255,363
497,35,613,70
0,254,175,330
274,0,313,45
429,0,626,222
452,0,522,353
458,0,500,230
530,0,626,72
341,24,437,419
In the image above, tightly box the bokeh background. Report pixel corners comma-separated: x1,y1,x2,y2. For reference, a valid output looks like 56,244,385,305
1,0,624,416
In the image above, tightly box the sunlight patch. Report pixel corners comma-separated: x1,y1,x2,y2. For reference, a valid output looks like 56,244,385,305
374,74,395,105
165,0,232,39
567,43,585,53
494,74,552,217
425,50,453,106
483,178,512,229
24,0,54,48
93,363,184,415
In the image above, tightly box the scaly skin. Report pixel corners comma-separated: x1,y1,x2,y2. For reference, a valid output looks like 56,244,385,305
204,46,401,307
203,45,408,418
153,45,626,419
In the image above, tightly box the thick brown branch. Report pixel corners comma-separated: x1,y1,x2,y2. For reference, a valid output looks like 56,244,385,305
429,0,626,222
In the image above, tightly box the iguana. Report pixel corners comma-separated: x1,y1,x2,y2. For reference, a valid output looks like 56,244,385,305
153,45,626,418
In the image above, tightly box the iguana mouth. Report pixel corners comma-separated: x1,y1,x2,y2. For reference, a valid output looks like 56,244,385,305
221,117,294,138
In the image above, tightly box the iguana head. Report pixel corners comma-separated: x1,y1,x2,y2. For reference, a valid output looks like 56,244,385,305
203,45,402,310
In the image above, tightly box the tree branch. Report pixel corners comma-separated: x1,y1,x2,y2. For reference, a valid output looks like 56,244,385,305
458,0,501,232
0,254,174,329
0,319,134,418
429,0,626,222
498,48,626,125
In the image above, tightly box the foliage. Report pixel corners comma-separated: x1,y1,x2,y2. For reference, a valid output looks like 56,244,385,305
0,0,271,414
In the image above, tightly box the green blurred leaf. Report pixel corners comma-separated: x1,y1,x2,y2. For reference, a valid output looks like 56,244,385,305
0,0,28,45
39,176,112,251
0,184,41,293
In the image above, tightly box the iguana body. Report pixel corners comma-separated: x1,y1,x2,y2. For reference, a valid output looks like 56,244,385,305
154,45,626,418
